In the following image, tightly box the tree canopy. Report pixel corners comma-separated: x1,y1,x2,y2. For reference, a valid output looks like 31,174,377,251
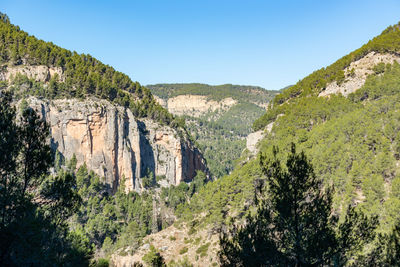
0,92,87,266
219,145,380,266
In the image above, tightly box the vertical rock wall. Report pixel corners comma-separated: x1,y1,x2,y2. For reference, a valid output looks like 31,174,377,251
28,97,208,192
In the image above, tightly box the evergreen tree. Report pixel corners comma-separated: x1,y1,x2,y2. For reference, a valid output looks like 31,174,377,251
358,221,400,266
333,205,378,265
0,92,89,266
219,144,336,266
0,12,10,24
219,144,379,266
142,245,166,267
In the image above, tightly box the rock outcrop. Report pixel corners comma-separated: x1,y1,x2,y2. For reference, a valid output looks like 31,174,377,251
27,97,207,192
319,52,400,97
246,118,277,154
111,224,220,267
246,130,264,154
0,64,208,192
0,65,64,82
162,95,237,117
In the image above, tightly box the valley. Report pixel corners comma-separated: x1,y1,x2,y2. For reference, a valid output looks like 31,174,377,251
148,83,278,178
1,7,400,267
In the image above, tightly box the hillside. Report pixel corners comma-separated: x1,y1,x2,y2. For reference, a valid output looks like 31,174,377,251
0,13,210,266
0,13,183,129
149,83,274,105
0,13,210,190
4,7,400,266
253,22,400,131
188,21,400,236
148,83,278,177
115,22,400,265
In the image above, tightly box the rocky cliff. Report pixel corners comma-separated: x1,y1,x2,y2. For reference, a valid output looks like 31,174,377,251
319,51,400,97
0,63,207,192
0,64,64,82
155,94,238,117
25,97,207,192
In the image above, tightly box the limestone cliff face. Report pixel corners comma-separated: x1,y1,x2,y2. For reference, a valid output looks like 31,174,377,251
27,97,207,192
0,65,64,82
158,94,238,117
319,52,400,97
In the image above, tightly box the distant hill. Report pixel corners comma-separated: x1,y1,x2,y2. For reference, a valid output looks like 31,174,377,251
148,83,275,104
148,83,278,178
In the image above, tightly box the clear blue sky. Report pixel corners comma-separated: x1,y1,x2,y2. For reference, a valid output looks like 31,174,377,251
2,0,400,90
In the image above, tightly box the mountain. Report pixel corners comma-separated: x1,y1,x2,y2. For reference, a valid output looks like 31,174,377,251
114,22,400,265
4,9,400,265
0,17,208,193
148,83,278,178
0,13,212,265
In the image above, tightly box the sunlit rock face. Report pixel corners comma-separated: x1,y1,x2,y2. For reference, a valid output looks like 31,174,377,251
27,97,208,192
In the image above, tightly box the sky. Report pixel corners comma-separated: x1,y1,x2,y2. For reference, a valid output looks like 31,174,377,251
2,0,400,90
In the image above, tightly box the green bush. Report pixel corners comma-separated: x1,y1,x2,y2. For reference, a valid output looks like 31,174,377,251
142,245,166,267
179,247,188,254
196,243,210,257
92,258,109,267
168,256,193,267
373,62,386,74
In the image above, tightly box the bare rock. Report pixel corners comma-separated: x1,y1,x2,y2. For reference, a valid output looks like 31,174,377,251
0,65,64,83
166,95,237,117
319,52,400,97
26,97,208,193
246,130,264,154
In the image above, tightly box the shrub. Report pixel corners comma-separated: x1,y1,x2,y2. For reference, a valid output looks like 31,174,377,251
179,247,188,254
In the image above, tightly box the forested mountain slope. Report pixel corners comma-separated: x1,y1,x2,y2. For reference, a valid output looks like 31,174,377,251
148,83,278,177
116,21,400,266
189,21,400,233
0,14,209,192
0,12,209,266
253,22,400,130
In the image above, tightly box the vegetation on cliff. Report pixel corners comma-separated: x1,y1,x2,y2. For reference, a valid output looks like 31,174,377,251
148,83,275,104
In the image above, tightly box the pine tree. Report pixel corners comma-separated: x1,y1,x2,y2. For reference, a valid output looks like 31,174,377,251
219,144,379,266
142,245,166,267
219,144,337,266
0,92,89,265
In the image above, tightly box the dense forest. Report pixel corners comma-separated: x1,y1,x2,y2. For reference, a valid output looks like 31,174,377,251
184,102,262,177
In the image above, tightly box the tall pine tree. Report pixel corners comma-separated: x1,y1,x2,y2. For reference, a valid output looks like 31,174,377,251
219,144,379,266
